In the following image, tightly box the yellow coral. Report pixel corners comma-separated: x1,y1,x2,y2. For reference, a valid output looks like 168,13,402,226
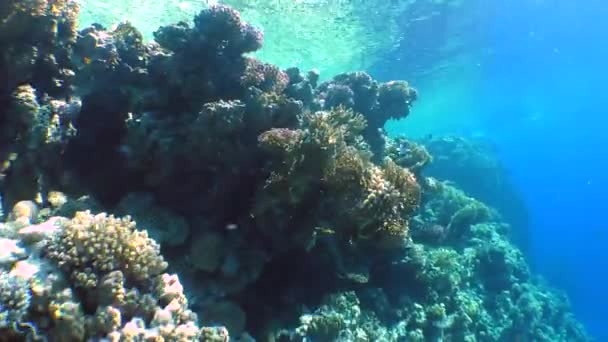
356,160,421,248
99,271,127,306
324,145,369,191
48,288,86,340
256,105,420,250
11,200,38,224
376,219,410,249
47,190,68,208
46,211,168,288
304,107,366,149
95,305,123,333
382,158,421,213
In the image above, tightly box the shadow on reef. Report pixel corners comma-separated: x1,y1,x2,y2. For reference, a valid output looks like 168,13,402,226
65,89,136,204
0,1,592,341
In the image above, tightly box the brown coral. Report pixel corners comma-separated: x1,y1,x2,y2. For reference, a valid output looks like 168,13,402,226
356,159,421,248
259,128,304,155
255,107,420,250
325,146,369,192
303,106,366,148
242,57,290,94
382,158,421,214
46,211,168,288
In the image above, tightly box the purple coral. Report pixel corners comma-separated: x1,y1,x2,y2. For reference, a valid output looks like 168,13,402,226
323,84,355,109
241,23,264,52
259,128,304,154
242,58,290,93
377,80,418,120
193,4,264,55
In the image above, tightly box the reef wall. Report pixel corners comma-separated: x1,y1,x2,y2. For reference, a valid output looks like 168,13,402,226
0,1,590,341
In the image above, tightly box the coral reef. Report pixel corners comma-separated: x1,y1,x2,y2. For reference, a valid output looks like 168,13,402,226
0,206,221,340
45,211,168,288
281,181,588,341
315,73,418,159
0,0,81,210
0,1,590,341
419,135,532,254
0,0,79,98
255,106,420,251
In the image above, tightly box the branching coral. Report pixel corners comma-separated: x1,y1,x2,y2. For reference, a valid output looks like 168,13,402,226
258,106,367,187
0,208,224,341
192,4,263,55
259,128,305,156
148,4,265,110
304,105,367,147
0,0,81,209
356,159,421,248
377,80,418,121
316,72,418,159
0,271,31,329
256,107,420,250
73,21,149,96
45,211,168,288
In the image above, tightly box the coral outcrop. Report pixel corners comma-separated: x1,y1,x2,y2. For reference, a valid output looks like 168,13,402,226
0,206,222,341
0,1,590,341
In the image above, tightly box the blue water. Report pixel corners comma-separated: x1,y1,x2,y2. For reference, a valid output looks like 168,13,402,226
486,2,608,337
378,0,608,339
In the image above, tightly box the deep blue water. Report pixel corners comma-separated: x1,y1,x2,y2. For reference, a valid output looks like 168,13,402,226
486,2,608,337
377,0,608,338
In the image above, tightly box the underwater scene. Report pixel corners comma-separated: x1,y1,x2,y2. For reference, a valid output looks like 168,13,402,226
0,0,605,341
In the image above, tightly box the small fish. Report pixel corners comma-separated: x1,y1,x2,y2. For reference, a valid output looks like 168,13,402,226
314,226,335,235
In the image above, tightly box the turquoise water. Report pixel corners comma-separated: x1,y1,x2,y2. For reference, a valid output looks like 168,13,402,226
0,0,603,340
